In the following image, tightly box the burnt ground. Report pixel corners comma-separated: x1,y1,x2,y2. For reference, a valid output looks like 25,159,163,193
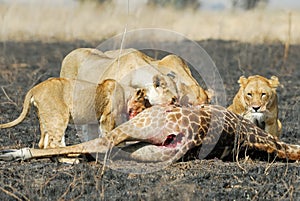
0,40,299,200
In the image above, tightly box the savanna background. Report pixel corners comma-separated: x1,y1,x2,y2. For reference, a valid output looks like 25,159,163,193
0,0,299,200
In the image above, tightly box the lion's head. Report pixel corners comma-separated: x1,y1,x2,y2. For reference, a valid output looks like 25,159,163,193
239,75,280,113
146,74,178,106
228,74,282,137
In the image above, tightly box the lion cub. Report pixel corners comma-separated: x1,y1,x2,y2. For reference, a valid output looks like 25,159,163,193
228,75,282,137
0,77,176,149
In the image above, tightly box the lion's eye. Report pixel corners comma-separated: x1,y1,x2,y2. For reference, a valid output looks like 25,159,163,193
247,93,252,97
261,93,266,97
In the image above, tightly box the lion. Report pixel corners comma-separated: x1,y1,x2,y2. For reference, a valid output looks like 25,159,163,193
60,48,212,105
0,75,176,149
227,75,282,137
60,48,211,142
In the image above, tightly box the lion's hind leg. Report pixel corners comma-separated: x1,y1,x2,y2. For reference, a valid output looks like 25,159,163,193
38,109,82,164
37,106,70,149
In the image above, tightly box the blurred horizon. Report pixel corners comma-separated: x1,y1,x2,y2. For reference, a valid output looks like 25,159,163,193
1,0,300,10
0,0,299,43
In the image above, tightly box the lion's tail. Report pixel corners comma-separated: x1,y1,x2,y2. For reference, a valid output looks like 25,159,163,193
0,91,33,128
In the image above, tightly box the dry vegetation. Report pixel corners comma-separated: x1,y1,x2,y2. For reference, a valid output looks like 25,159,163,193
0,1,300,43
0,1,299,200
0,39,299,201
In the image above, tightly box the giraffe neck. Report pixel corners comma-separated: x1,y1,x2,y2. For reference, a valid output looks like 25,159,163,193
126,104,300,162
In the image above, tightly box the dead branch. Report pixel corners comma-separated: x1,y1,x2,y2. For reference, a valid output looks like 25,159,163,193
283,12,292,63
1,86,18,107
0,185,30,201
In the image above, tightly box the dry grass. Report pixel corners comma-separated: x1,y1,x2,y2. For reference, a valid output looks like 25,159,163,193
0,1,300,43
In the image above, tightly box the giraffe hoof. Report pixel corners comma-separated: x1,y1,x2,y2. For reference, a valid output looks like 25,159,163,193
0,148,32,161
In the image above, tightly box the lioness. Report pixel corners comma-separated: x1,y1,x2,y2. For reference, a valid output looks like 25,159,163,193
227,75,282,137
60,48,211,141
0,76,176,149
60,48,211,105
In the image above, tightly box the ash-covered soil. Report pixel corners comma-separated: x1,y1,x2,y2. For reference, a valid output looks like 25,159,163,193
0,40,299,200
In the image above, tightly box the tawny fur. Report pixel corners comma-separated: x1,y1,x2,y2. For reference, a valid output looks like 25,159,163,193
60,48,212,105
228,75,282,137
0,78,146,149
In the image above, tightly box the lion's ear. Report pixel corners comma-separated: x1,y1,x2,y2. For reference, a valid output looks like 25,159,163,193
205,89,214,103
238,76,248,88
269,76,280,88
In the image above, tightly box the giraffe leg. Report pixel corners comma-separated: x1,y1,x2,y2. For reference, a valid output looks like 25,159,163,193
130,139,194,162
130,145,178,162
0,106,171,161
0,136,112,161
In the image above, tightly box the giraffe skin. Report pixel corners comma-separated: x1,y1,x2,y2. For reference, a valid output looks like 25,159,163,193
0,104,299,163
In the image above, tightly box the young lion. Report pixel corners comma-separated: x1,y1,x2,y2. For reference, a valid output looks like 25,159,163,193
227,75,282,137
0,76,175,149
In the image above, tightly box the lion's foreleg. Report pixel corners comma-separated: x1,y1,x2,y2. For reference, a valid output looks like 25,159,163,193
263,110,279,137
98,101,116,138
